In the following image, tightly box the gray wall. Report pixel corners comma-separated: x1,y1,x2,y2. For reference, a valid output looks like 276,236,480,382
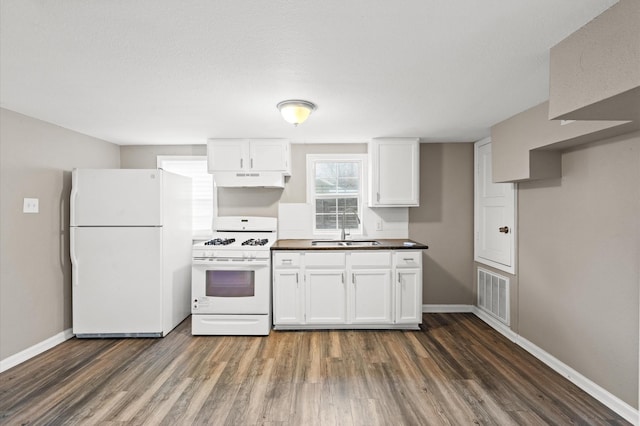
517,132,639,407
120,143,367,218
121,142,475,306
10,124,636,409
0,108,120,360
409,144,475,305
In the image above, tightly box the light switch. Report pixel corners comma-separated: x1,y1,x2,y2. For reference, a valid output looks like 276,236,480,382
23,198,39,213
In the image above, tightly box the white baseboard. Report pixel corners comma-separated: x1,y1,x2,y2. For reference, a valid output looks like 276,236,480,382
470,307,639,426
0,328,74,373
472,308,519,343
422,306,638,424
422,304,474,313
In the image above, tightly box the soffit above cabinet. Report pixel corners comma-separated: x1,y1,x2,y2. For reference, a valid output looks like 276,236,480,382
490,101,632,183
548,0,640,122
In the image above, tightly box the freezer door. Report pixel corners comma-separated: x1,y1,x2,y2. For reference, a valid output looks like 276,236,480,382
71,227,163,335
71,169,162,226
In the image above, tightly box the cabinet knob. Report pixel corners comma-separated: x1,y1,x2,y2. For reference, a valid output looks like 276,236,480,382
499,226,510,234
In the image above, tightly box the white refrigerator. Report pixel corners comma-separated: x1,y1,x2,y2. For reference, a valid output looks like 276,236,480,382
70,168,192,337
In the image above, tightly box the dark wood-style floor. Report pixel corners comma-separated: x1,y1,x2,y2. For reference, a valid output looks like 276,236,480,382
0,314,629,425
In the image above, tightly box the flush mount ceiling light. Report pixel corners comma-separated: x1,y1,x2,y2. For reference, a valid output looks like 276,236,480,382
277,99,317,126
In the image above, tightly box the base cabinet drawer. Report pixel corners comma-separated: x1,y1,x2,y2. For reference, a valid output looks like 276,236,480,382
394,251,421,268
273,252,301,267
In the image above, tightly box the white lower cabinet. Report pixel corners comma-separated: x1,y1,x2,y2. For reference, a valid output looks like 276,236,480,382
273,250,422,329
351,269,392,324
273,270,302,324
394,269,421,324
393,252,423,324
305,270,346,323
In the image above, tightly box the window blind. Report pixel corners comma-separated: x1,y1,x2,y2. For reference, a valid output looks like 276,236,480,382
157,156,214,237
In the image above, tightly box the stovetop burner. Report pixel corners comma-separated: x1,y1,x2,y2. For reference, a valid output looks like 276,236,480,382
204,238,236,246
241,238,269,246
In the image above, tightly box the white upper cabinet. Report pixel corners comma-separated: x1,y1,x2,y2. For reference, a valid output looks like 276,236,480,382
368,138,420,207
250,140,290,173
207,139,291,175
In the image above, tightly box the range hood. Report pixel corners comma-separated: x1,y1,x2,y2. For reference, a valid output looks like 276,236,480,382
212,171,285,188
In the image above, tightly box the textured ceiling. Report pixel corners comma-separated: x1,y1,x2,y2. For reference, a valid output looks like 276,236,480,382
0,0,617,145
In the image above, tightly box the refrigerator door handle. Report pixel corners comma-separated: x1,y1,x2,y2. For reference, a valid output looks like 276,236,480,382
70,227,79,286
70,187,78,225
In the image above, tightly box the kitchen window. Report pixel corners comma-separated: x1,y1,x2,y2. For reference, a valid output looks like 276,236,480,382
307,154,365,235
157,156,216,238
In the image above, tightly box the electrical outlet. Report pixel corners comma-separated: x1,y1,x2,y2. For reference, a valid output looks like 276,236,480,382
23,198,39,213
376,220,383,231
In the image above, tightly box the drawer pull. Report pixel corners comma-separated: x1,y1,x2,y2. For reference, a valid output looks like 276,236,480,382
282,259,293,264
403,258,414,261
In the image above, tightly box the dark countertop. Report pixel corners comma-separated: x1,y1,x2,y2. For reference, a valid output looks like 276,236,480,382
271,239,429,250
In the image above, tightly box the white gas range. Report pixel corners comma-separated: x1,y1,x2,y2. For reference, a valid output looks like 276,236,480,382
191,216,276,336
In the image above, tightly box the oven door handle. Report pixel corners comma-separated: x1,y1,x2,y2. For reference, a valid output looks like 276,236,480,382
192,259,269,267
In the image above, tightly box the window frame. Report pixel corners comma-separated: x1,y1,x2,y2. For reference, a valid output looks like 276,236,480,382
306,154,367,237
157,155,216,239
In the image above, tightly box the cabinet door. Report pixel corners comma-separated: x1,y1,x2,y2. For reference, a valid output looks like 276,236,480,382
207,139,249,171
273,270,303,325
369,138,419,207
249,140,289,172
394,268,422,324
305,270,346,324
350,270,392,324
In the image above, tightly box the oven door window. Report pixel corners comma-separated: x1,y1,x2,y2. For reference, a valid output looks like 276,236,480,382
205,270,255,297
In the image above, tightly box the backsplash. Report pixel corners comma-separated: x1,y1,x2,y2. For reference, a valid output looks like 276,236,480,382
277,203,408,240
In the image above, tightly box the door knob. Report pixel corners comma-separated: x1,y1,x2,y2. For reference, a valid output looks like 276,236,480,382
499,226,509,234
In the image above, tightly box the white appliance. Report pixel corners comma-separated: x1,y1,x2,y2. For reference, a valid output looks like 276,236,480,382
70,168,192,338
191,216,276,336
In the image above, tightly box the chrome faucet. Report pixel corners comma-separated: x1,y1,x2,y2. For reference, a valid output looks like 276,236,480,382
340,207,360,240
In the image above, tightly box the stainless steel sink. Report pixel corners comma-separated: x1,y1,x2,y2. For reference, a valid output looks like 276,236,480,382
311,240,381,247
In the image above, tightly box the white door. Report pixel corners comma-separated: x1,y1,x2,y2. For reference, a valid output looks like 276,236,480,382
249,140,287,171
351,270,392,324
395,269,421,324
273,270,303,324
475,138,516,273
207,139,249,171
71,169,162,226
71,227,162,335
305,270,346,324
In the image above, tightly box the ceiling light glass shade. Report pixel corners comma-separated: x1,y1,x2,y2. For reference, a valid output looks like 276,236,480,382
277,100,316,126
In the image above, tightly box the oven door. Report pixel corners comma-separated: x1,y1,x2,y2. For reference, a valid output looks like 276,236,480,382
192,259,270,314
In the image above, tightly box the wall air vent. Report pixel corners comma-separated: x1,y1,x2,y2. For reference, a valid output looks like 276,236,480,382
477,268,510,325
